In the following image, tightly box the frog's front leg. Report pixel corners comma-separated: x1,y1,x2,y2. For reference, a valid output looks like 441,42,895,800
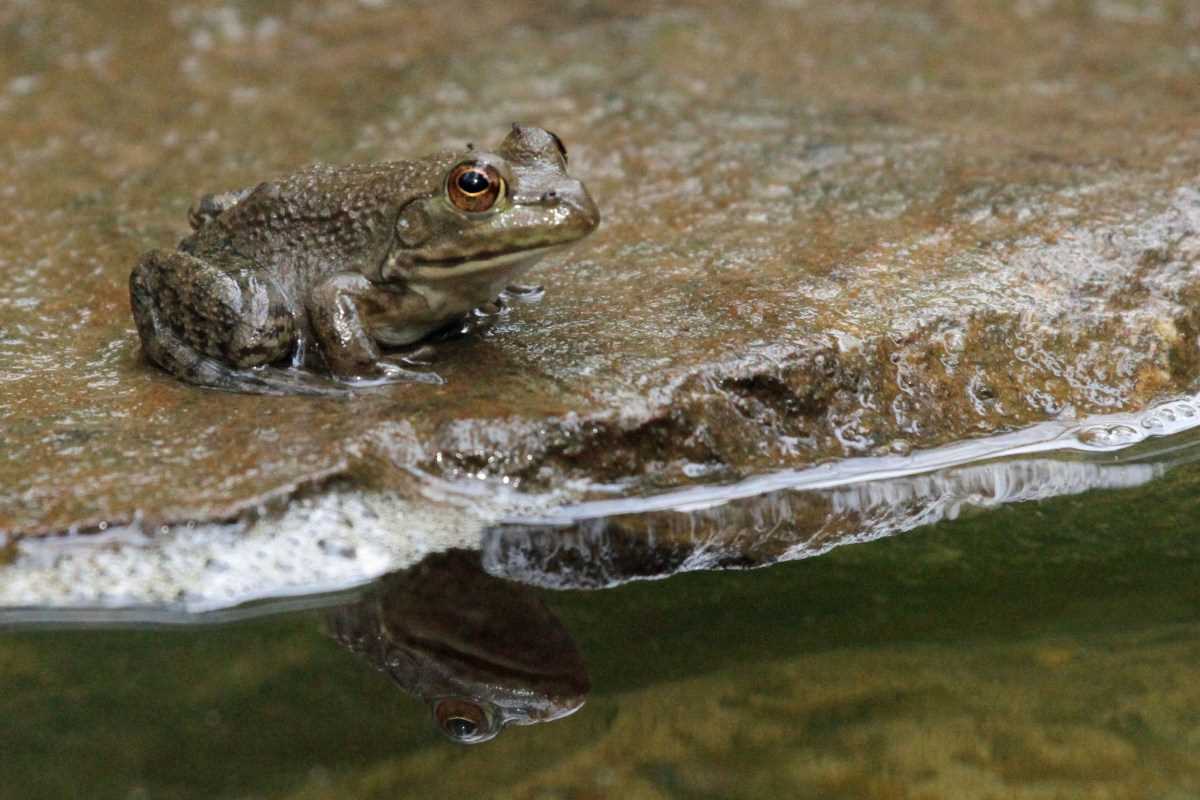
306,273,442,385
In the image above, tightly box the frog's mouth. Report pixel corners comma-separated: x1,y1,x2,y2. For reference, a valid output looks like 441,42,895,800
410,245,559,281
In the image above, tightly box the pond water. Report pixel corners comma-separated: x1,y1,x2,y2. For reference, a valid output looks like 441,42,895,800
3,442,1198,800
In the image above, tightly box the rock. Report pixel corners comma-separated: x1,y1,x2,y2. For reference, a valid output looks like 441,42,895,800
2,0,1199,541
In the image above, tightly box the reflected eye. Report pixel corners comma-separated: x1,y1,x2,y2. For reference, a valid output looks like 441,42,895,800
434,698,490,743
446,717,477,739
447,162,504,213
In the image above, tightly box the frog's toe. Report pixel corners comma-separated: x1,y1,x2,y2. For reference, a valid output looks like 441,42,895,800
372,359,445,385
396,344,437,366
474,300,504,317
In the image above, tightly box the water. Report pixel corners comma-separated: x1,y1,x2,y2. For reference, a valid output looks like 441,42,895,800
2,449,1198,799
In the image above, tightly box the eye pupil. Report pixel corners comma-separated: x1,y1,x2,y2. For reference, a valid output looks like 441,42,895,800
446,717,478,739
448,163,503,213
457,170,490,195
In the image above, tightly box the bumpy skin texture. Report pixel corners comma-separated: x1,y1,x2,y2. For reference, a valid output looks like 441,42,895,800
129,125,600,395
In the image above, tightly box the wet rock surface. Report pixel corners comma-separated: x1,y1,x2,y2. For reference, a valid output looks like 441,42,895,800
2,0,1199,535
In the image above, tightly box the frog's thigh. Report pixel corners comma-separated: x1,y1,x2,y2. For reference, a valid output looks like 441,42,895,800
139,251,296,368
306,272,407,377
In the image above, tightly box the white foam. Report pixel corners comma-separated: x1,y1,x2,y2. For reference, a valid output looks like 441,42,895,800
0,492,484,621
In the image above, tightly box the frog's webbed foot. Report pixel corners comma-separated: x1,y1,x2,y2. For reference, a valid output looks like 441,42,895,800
392,344,437,366
417,287,546,347
459,285,546,335
467,296,511,331
416,304,502,345
355,358,444,386
308,272,446,386
322,355,443,388
188,188,255,230
476,299,505,318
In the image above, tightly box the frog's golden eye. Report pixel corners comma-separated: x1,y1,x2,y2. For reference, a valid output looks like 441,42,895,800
447,162,504,213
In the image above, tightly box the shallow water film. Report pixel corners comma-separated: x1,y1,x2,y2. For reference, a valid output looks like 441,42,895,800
2,0,1199,797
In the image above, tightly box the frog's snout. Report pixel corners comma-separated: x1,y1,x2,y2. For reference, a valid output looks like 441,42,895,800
544,179,600,237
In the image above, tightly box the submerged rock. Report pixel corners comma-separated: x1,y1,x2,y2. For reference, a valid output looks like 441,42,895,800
1,1,1199,538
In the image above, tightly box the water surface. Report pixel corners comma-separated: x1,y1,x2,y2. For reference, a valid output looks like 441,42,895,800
3,457,1198,799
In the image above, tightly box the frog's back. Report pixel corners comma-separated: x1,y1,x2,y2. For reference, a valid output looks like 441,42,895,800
185,159,444,279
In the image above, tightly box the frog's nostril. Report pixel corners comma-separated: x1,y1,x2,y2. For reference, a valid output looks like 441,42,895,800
541,190,559,203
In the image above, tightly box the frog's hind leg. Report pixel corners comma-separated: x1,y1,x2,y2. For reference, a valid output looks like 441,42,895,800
130,250,340,395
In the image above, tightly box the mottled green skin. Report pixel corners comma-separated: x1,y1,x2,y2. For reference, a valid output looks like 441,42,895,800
129,125,599,395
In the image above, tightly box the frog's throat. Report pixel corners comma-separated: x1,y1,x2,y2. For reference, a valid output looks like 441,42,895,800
408,245,559,281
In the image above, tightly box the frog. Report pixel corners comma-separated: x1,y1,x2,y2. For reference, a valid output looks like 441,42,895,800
129,124,599,395
326,549,590,744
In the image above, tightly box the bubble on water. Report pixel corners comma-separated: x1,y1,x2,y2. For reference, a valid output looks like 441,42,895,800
1072,424,1142,448
1073,397,1200,449
1138,399,1199,433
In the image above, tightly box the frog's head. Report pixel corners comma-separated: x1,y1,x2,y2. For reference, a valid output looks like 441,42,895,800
384,124,599,283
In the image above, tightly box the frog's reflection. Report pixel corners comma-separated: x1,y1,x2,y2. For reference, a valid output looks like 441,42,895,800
326,549,589,744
